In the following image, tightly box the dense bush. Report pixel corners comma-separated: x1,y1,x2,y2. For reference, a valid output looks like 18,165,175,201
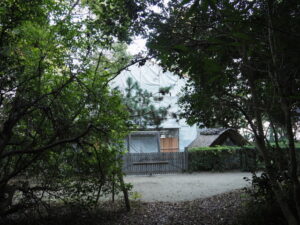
236,199,287,225
236,172,291,225
188,147,257,172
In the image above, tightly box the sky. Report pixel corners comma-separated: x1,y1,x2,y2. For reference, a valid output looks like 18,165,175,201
127,36,147,55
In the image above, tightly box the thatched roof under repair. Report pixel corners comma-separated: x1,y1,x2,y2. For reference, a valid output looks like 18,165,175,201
187,128,248,149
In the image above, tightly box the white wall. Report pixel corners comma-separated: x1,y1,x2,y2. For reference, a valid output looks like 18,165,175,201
110,61,197,151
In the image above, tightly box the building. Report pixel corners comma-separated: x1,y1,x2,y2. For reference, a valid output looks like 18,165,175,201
110,61,198,152
187,128,248,149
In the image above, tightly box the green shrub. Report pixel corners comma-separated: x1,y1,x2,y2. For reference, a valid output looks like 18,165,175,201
189,145,241,152
237,172,289,225
236,199,287,225
188,147,257,172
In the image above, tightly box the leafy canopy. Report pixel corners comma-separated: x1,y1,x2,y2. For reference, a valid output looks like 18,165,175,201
0,0,143,216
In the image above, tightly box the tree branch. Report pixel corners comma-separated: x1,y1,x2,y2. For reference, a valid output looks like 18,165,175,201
0,124,93,159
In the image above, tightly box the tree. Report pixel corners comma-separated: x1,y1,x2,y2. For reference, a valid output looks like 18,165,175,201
0,0,142,217
121,77,171,129
144,0,300,224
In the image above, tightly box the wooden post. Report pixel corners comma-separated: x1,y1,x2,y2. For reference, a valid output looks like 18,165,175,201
127,134,131,153
184,147,189,171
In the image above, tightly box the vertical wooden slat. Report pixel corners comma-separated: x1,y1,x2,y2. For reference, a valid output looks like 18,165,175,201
157,133,161,152
160,138,179,152
122,151,188,175
127,134,131,153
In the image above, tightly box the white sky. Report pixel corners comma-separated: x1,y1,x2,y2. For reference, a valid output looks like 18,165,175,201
127,36,147,55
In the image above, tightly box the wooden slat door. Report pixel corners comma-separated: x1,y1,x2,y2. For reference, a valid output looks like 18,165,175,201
160,138,179,152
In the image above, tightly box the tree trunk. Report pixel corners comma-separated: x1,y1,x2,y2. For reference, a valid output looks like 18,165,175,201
256,139,299,225
117,173,130,211
248,72,300,225
282,104,300,219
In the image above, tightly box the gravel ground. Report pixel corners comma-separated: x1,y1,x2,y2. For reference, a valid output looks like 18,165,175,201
124,171,252,202
2,172,254,225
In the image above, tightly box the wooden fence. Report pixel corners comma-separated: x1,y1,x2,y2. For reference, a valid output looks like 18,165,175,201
122,152,188,175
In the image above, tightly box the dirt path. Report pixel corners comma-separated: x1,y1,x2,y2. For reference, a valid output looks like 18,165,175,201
124,171,252,202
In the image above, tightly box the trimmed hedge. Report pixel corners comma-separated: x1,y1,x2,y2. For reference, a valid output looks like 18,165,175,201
189,145,245,152
187,144,300,172
188,147,257,172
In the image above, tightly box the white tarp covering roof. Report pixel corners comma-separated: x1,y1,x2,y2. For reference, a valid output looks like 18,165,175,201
110,61,198,151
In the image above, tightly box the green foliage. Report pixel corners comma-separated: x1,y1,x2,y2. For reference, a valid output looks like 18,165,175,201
145,0,300,129
158,86,172,95
142,1,300,223
236,199,287,225
189,145,241,152
188,148,257,172
0,0,138,217
238,172,289,225
121,77,171,128
268,142,300,149
129,191,142,201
